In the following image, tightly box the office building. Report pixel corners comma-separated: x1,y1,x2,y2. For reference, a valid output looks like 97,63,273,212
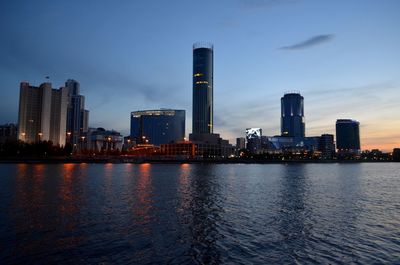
281,92,305,137
246,128,262,154
130,109,185,146
336,119,361,157
65,79,89,145
189,43,233,157
0,123,18,143
236,137,246,149
319,134,335,159
192,42,213,134
18,81,69,146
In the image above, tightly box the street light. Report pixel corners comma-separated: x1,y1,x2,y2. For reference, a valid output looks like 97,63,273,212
66,132,72,143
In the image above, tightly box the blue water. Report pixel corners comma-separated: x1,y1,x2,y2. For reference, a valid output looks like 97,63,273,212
0,163,399,264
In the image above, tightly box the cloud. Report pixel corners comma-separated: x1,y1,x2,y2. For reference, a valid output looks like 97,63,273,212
280,34,334,50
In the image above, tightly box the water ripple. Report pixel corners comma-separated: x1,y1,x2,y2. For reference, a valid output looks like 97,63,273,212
0,163,400,264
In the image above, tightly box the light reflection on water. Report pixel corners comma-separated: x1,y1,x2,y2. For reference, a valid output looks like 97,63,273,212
0,163,399,264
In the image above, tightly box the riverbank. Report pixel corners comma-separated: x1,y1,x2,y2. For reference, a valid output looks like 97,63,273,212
0,156,397,164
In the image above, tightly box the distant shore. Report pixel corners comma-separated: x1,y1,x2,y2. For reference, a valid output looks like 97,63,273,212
0,156,397,164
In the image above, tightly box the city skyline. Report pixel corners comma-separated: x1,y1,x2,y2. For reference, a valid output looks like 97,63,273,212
1,0,399,151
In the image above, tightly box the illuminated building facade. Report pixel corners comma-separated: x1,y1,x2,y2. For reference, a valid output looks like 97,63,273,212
18,81,69,146
246,128,262,154
192,42,213,134
82,127,123,151
130,109,185,146
281,92,305,137
336,119,361,156
160,141,196,159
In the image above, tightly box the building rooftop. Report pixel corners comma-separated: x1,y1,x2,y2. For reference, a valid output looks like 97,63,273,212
193,42,213,50
336,119,360,124
131,109,184,117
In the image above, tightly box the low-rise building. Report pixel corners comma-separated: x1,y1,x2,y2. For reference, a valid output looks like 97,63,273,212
160,141,196,159
82,128,123,152
0,123,18,143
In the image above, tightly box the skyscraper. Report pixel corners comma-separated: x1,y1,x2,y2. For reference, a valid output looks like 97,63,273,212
336,119,361,156
281,92,305,137
192,42,213,134
18,81,69,146
65,79,89,145
236,137,246,150
130,109,185,146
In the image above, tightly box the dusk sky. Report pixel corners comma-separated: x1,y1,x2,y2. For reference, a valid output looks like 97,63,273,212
1,0,399,151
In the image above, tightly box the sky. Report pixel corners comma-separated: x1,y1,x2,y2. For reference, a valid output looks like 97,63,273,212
0,0,399,151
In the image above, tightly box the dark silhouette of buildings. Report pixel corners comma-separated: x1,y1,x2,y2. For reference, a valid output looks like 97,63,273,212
192,42,213,134
0,123,18,143
65,79,89,145
319,134,335,159
336,119,360,157
236,137,246,150
281,92,305,137
130,109,185,146
393,148,400,161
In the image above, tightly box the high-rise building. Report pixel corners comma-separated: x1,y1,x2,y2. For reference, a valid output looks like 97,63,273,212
236,137,246,149
336,119,360,156
319,134,335,159
18,81,69,146
50,86,69,145
281,92,305,137
130,109,185,146
65,79,89,145
192,42,213,134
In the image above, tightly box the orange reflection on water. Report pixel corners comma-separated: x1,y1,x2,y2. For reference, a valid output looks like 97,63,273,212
58,163,85,248
133,163,153,226
104,163,114,181
178,163,191,212
62,163,75,179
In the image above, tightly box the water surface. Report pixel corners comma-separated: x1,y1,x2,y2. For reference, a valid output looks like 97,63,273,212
0,163,399,264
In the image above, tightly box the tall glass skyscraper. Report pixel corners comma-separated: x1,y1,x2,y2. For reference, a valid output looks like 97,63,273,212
192,42,213,134
336,119,360,154
281,92,305,137
65,79,89,145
